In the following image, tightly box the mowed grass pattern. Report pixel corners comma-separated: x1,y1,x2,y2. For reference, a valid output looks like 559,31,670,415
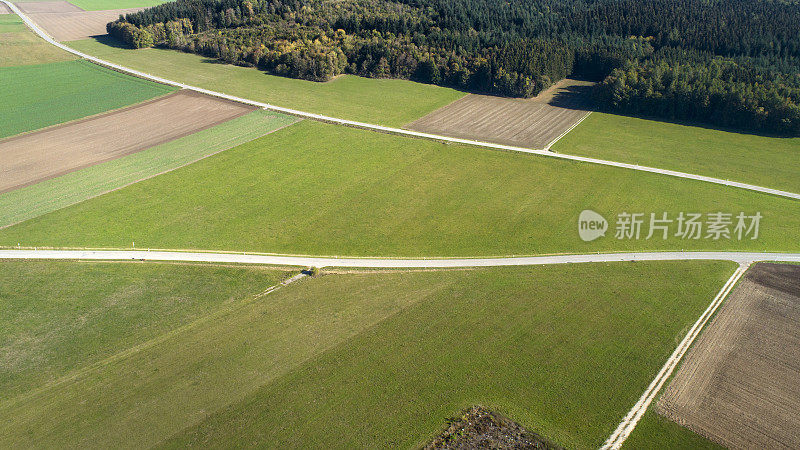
554,112,800,194
0,260,290,400
0,110,298,228
68,37,465,126
2,120,798,256
0,261,735,448
0,14,76,67
0,59,175,139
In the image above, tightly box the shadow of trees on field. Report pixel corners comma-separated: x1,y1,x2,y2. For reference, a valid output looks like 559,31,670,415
92,34,130,49
548,82,597,110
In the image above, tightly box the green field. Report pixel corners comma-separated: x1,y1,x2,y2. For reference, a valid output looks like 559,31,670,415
67,0,170,10
0,14,76,67
623,410,722,449
0,260,735,448
555,112,800,194
0,110,298,228
68,36,465,126
2,120,798,256
0,59,175,138
0,260,291,400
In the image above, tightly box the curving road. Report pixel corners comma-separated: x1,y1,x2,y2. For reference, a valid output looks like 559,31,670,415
2,249,800,267
3,0,799,201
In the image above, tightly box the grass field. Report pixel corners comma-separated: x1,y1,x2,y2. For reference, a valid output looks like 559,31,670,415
68,36,465,126
0,110,298,228
1,120,798,256
0,59,175,139
0,260,735,448
624,410,722,449
554,112,800,194
0,260,291,400
67,0,170,10
0,14,76,67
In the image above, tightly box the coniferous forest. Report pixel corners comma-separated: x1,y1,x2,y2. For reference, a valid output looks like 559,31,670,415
108,0,800,135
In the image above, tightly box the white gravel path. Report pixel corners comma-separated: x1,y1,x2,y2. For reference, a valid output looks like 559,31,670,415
1,249,799,268
600,263,750,450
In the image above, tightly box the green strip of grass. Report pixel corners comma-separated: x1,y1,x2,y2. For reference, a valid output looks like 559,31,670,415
67,36,465,127
1,120,797,256
0,59,176,139
622,410,722,449
0,110,298,228
0,14,76,67
0,260,736,448
554,112,800,194
0,260,290,401
67,0,170,10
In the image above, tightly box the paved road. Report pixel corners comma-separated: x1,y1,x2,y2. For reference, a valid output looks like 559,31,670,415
2,249,800,267
4,0,799,201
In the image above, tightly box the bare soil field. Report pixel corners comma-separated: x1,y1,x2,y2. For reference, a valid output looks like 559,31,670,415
14,1,82,13
406,78,595,149
27,8,144,41
0,90,255,193
657,262,800,449
0,4,12,13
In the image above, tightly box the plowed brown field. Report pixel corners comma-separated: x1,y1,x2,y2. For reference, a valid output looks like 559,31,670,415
14,2,82,13
0,90,255,193
406,78,594,149
28,8,144,41
657,262,800,449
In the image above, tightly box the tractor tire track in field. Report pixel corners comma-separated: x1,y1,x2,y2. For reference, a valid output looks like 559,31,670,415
3,0,799,201
0,269,309,411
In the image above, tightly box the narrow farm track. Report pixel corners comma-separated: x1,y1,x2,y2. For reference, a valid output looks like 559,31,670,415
600,263,750,450
4,0,800,201
2,249,799,268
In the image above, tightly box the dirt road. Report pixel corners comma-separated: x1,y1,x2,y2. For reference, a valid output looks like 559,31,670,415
657,263,800,449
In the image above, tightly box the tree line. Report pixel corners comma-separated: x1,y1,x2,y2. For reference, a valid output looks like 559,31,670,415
108,0,800,134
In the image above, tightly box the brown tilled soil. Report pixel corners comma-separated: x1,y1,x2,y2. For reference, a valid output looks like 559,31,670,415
425,406,563,449
657,262,800,449
0,90,255,193
0,3,12,13
28,8,144,41
14,1,82,14
406,78,595,149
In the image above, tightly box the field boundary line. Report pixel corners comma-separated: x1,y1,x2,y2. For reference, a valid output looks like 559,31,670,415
1,249,798,268
0,270,307,411
599,262,750,450
543,109,592,151
3,0,799,201
0,84,176,142
0,115,299,230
